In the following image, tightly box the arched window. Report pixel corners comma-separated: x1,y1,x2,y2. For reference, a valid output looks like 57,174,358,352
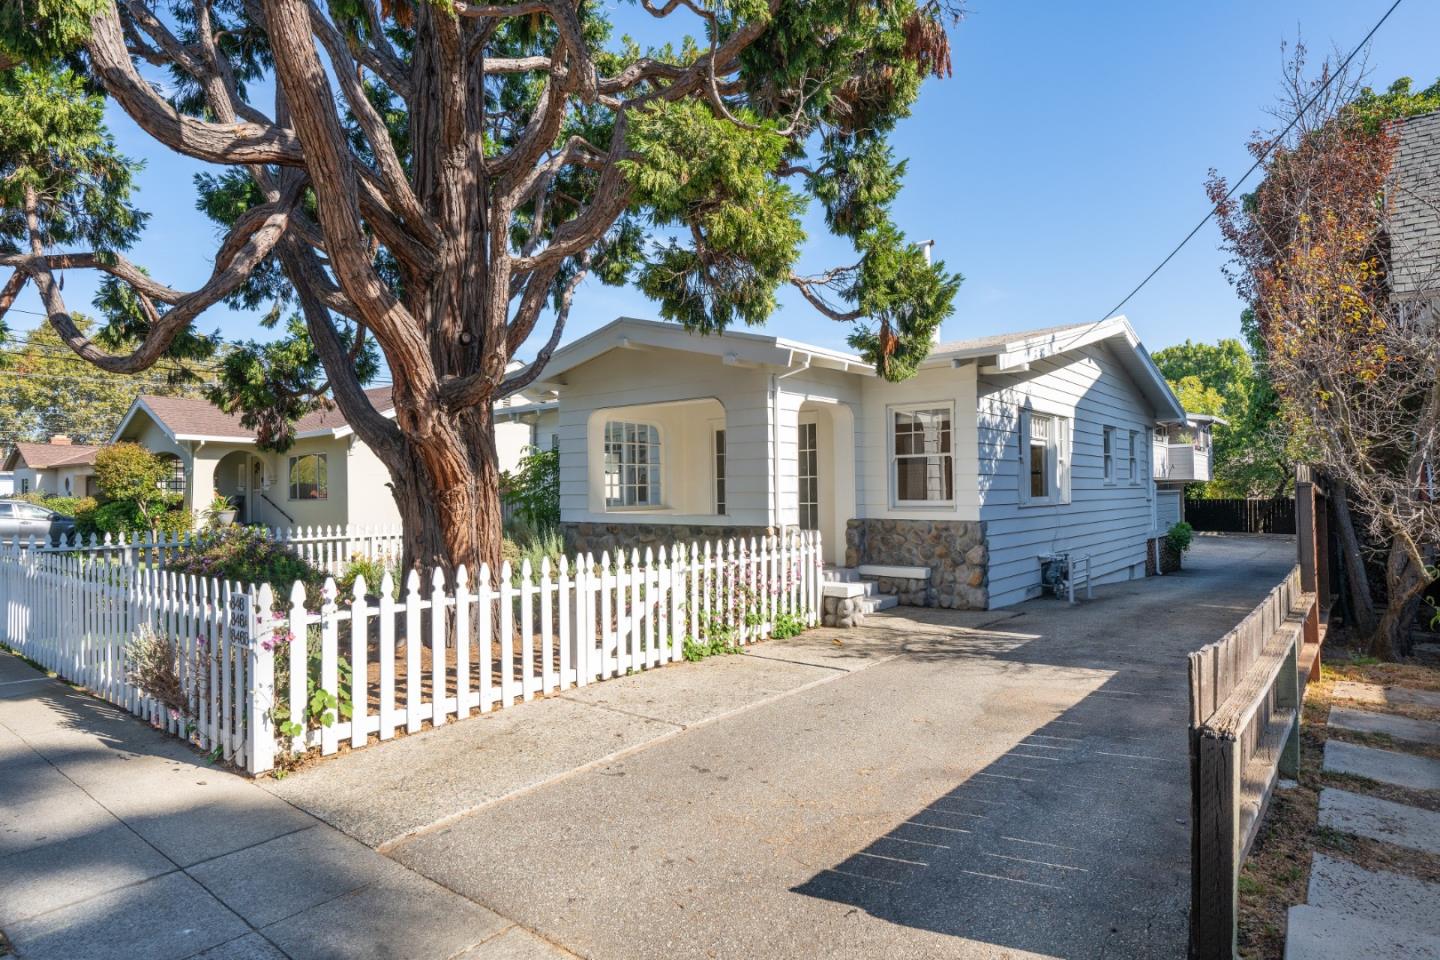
603,421,661,507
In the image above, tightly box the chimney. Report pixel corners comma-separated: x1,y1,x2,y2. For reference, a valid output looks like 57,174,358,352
49,435,73,445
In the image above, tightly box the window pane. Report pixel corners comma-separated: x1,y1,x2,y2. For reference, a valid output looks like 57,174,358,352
1030,440,1049,499
603,420,662,507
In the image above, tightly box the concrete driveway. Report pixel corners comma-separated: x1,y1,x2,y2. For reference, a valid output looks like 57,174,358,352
375,534,1295,960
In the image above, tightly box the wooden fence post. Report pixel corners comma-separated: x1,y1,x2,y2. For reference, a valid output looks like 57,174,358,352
1193,733,1239,960
243,585,276,775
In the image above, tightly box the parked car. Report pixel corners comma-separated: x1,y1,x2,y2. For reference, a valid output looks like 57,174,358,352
0,500,77,545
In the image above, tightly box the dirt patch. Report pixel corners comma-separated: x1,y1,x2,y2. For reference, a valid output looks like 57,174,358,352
1236,645,1440,959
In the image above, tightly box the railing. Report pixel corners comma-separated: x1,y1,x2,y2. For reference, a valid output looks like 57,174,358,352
0,531,822,775
1157,444,1212,483
1187,566,1316,959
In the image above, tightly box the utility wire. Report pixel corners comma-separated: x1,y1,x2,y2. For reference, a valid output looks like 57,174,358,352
1067,0,1405,347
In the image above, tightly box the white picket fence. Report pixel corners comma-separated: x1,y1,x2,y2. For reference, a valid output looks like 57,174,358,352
0,531,822,774
27,523,405,576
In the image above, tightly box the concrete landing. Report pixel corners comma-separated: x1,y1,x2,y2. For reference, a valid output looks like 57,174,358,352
1328,706,1440,746
1318,788,1440,854
1305,854,1440,935
1331,681,1440,710
1284,904,1440,960
1323,740,1440,791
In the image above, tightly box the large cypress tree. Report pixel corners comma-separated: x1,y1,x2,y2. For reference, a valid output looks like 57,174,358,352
1,0,962,573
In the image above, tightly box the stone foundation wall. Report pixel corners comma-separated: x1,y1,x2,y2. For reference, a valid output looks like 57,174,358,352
844,519,988,609
561,521,774,558
1145,537,1183,575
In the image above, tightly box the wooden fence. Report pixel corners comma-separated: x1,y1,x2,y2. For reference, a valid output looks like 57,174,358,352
1185,497,1297,535
1187,566,1314,959
0,531,822,774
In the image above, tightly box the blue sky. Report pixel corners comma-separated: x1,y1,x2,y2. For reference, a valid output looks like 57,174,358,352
10,0,1440,365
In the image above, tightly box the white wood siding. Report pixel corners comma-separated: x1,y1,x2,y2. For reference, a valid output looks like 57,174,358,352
978,343,1157,608
556,348,775,526
857,362,980,521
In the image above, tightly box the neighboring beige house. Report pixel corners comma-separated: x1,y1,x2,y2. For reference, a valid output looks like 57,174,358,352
112,388,559,528
2,439,102,497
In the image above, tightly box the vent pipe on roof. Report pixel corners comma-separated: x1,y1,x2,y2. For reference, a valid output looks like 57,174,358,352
916,240,941,349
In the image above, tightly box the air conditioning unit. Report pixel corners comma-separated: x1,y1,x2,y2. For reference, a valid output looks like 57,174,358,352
1039,552,1093,604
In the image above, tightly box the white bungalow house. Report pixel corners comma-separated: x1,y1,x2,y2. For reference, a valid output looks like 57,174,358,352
532,315,1189,610
2,439,102,497
112,388,557,528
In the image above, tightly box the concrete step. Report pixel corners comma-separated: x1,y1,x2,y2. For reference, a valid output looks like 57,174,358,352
822,566,863,583
857,595,898,613
1284,904,1440,960
1328,706,1440,746
1305,854,1440,937
822,578,881,597
1323,740,1440,791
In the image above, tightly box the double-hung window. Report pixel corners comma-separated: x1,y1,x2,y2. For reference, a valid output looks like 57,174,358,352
891,404,954,504
1020,410,1070,505
288,454,328,500
604,421,661,508
1103,426,1116,483
1128,430,1141,485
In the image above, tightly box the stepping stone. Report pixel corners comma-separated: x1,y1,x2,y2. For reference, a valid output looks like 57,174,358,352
1332,681,1440,710
1284,904,1440,960
1318,788,1440,854
1329,706,1440,745
1324,740,1440,791
1306,853,1440,936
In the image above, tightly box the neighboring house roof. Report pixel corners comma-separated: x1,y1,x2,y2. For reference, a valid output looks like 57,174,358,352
2,441,103,471
1391,110,1440,299
533,315,1186,423
113,387,396,445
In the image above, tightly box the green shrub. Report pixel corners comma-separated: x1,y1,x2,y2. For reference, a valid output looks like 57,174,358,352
770,612,807,639
9,493,95,520
501,446,559,531
165,525,323,590
336,552,402,597
90,443,188,535
1165,521,1194,554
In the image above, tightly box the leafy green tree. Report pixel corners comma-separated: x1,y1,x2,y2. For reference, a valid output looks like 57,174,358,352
92,441,189,535
501,445,560,533
1153,336,1292,498
0,316,209,444
1,0,963,574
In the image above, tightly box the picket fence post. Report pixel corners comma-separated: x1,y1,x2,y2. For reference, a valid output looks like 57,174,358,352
246,584,276,775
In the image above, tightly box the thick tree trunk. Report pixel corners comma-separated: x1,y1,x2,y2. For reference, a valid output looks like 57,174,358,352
381,403,504,584
1331,481,1379,636
1367,537,1426,660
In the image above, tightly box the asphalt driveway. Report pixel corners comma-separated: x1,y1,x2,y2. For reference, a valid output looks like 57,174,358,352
376,535,1296,960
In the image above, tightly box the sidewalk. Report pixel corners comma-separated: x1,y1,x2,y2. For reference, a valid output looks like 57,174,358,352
0,649,570,960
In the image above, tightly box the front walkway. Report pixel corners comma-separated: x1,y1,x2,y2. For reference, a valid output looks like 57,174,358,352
0,651,571,960
1,535,1297,959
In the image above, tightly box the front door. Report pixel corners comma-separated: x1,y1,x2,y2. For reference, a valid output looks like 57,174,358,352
798,420,819,531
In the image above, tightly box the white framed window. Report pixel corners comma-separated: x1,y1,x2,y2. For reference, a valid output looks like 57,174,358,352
1103,426,1116,484
1128,430,1141,485
798,421,819,529
713,428,727,515
604,421,661,508
890,403,954,505
20,478,30,494
1019,410,1070,506
288,454,328,500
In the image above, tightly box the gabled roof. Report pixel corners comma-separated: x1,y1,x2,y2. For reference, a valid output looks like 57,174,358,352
3,441,103,471
532,314,1186,422
531,317,876,385
924,316,1185,422
113,388,396,445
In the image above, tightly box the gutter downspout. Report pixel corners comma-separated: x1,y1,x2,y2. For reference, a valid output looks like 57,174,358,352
771,354,812,530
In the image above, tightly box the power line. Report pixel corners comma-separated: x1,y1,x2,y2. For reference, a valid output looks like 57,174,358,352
1072,0,1405,345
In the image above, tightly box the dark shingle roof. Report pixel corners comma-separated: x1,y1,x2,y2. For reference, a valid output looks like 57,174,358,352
136,387,395,441
3,441,103,470
1392,111,1440,299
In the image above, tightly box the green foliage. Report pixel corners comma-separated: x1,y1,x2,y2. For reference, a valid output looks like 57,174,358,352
501,524,565,574
9,491,91,517
770,611,807,639
501,445,559,531
1345,76,1440,133
84,443,191,536
1165,521,1194,555
846,223,962,380
683,623,741,662
0,318,210,445
272,628,354,738
1154,337,1293,498
336,552,401,597
0,65,145,255
166,525,323,588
